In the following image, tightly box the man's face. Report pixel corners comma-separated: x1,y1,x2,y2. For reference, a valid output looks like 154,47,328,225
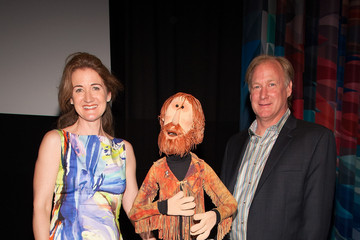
158,96,195,156
249,60,292,126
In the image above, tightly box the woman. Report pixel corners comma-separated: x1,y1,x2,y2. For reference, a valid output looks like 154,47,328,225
33,52,151,239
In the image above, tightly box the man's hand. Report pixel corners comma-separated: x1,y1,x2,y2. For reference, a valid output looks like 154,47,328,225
190,211,217,240
167,191,195,216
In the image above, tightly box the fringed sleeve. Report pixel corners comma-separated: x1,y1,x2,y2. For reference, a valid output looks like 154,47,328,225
202,162,237,240
134,215,160,234
129,163,161,233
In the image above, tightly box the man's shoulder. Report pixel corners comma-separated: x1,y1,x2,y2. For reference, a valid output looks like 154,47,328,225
284,115,334,140
291,117,333,133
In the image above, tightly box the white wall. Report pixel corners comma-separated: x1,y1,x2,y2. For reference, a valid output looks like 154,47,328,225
0,0,111,116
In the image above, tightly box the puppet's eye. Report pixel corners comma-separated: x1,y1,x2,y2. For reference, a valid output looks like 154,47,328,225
181,105,184,109
175,104,179,108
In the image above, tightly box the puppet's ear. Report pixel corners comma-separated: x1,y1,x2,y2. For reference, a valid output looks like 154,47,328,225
158,116,165,126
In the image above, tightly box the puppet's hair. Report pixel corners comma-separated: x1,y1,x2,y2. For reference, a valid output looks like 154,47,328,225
159,92,205,145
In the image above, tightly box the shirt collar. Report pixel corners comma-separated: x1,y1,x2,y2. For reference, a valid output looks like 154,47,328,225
248,109,291,136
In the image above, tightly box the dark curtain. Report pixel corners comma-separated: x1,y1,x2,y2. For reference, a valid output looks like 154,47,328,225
109,1,243,239
109,1,360,240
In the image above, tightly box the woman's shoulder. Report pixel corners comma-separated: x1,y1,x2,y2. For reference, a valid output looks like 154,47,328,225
116,138,132,150
38,130,62,157
115,139,135,157
42,129,63,143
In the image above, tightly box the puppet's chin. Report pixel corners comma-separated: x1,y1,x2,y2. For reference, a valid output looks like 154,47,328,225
158,128,196,157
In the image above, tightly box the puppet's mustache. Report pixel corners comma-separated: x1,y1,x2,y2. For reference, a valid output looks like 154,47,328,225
158,122,195,157
163,123,185,137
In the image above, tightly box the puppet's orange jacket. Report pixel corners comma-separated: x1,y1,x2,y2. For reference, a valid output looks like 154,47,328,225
129,153,237,240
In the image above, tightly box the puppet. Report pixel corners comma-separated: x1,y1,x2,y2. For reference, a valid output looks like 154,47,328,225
129,92,237,240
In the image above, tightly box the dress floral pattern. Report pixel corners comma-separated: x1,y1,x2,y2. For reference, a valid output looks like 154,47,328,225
50,130,126,240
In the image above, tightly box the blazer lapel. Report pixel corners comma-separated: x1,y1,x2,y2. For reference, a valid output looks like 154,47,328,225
254,115,297,197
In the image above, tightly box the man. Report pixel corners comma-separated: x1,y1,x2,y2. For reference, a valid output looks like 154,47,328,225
221,55,336,240
130,92,237,240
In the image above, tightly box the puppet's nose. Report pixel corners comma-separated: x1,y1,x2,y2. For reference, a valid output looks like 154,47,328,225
172,108,181,125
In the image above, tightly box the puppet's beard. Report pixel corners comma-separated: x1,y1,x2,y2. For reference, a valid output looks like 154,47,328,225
158,123,197,157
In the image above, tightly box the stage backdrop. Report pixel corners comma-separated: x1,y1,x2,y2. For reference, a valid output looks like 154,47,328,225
110,0,359,239
238,0,359,239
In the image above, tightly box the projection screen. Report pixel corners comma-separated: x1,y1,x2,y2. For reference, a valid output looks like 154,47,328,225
0,0,111,116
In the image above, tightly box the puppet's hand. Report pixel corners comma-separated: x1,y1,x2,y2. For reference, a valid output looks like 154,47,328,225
190,211,217,240
167,191,195,216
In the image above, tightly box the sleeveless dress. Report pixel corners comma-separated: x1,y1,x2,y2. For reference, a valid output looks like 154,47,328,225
49,130,126,240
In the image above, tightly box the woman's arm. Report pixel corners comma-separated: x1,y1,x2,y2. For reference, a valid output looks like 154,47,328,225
33,130,61,240
122,141,156,240
122,140,139,216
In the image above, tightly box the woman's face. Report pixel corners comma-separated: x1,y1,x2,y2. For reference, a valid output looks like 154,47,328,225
70,68,111,123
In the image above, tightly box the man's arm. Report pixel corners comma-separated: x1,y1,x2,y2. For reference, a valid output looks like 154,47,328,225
301,129,336,239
